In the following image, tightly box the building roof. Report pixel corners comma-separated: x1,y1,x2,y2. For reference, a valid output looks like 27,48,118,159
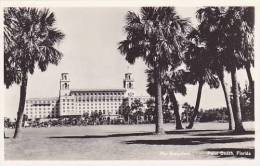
70,89,126,93
26,97,59,101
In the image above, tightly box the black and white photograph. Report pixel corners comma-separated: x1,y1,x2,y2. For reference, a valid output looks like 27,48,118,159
1,0,258,164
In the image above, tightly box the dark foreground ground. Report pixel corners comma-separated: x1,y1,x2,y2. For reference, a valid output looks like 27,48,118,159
4,122,255,160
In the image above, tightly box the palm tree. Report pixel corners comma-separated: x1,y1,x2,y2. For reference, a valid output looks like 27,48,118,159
217,7,254,133
240,7,254,95
184,29,219,129
196,7,235,130
4,7,65,138
118,7,190,134
197,7,253,133
164,68,187,129
146,67,186,130
239,7,254,116
217,69,235,130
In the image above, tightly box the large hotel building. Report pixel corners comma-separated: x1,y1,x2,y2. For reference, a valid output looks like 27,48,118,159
24,73,150,120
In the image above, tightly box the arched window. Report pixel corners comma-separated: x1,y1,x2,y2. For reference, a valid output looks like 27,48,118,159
63,83,68,89
129,82,132,89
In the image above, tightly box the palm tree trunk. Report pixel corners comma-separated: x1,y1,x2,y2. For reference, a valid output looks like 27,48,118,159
245,63,254,92
155,68,165,134
245,63,254,110
154,95,158,131
169,92,183,130
13,71,28,139
219,74,235,130
231,66,245,133
186,81,203,129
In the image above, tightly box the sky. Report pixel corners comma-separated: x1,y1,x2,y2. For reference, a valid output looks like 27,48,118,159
3,7,250,120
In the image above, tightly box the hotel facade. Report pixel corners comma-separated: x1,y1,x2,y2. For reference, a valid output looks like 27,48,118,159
24,73,151,120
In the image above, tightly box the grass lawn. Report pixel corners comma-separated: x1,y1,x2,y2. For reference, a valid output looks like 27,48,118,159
4,122,255,160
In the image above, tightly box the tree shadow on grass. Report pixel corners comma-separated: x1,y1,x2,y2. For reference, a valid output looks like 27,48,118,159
205,148,254,159
125,137,254,145
193,130,255,136
48,130,222,139
49,132,154,139
165,129,221,135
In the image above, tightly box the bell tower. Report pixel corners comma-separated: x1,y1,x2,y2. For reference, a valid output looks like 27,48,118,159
123,72,135,98
60,73,70,96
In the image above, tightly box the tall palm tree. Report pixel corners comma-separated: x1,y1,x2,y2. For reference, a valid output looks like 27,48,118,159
4,7,65,138
238,7,254,115
196,7,235,130
164,68,187,129
217,69,235,130
146,66,187,130
240,7,254,94
184,29,219,129
217,7,254,133
118,7,190,134
197,7,254,133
